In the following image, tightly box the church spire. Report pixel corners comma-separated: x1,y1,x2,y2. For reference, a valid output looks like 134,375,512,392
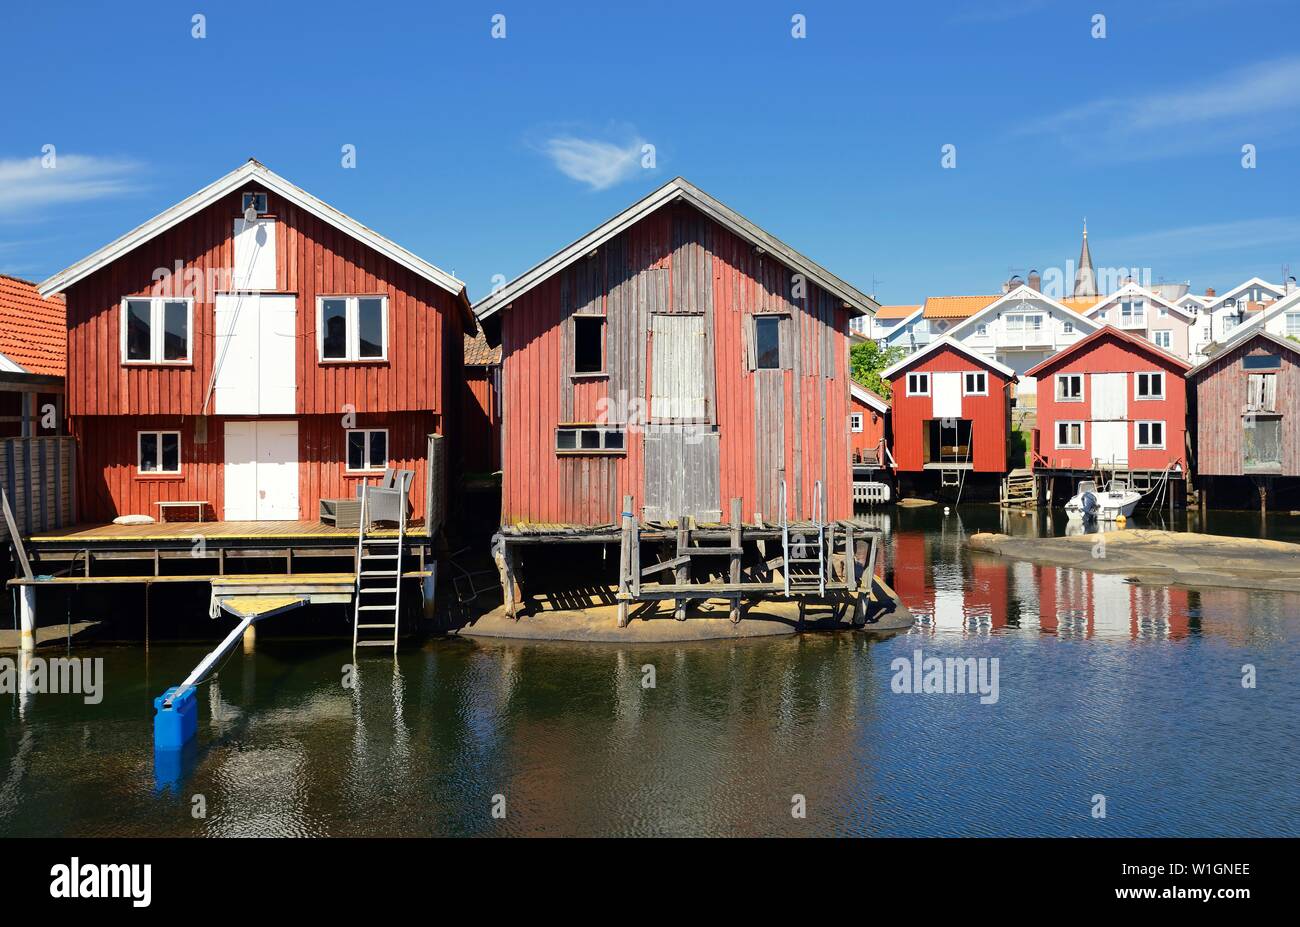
1073,219,1097,299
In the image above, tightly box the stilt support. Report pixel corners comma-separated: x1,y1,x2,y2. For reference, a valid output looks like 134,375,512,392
19,585,36,653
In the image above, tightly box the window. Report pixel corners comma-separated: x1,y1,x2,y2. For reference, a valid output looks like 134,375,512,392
975,323,988,336
1120,300,1145,326
1056,421,1084,449
850,413,864,433
1135,421,1165,449
1243,354,1281,370
1287,313,1300,336
1159,306,1169,317
1056,374,1083,402
1135,372,1165,399
555,426,626,454
1247,373,1277,412
346,429,388,472
121,297,192,364
907,372,930,396
1063,321,1074,334
1224,316,1239,333
755,316,781,369
242,191,268,215
1153,330,1172,349
138,431,181,474
318,296,387,361
1005,314,1043,334
963,371,987,395
573,315,605,374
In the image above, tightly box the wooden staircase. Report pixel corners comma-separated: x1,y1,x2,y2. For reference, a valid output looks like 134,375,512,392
1001,468,1036,507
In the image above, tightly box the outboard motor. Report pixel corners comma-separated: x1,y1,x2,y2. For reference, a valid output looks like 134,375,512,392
1080,490,1098,518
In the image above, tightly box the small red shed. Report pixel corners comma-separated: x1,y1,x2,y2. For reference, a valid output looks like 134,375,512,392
850,381,889,466
1027,325,1191,473
881,337,1016,475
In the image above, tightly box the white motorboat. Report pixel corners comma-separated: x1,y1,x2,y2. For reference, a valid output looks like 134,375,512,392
1064,479,1141,521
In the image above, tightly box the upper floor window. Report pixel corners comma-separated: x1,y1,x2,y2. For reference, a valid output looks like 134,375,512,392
850,413,864,433
318,296,387,362
242,192,268,215
975,323,988,336
755,315,782,369
1153,330,1172,349
1120,300,1145,325
906,372,930,396
138,430,181,474
1135,371,1165,399
1286,313,1300,336
1063,321,1074,334
1135,421,1165,449
1056,373,1083,402
573,315,605,374
963,371,987,395
122,297,192,364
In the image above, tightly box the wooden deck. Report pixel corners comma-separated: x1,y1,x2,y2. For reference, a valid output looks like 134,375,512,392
27,519,403,543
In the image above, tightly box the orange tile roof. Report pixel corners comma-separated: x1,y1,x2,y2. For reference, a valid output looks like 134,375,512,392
922,295,999,319
1060,297,1099,314
0,275,65,376
874,304,920,320
464,325,501,366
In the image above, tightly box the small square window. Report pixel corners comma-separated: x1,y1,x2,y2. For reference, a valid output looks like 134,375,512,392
1057,374,1083,401
1056,422,1084,449
556,429,577,450
1136,372,1165,399
242,192,268,215
122,297,192,364
963,371,987,395
138,431,182,474
850,413,864,433
1153,330,1172,349
907,372,930,396
574,316,605,374
318,296,388,362
1136,421,1165,449
346,429,388,472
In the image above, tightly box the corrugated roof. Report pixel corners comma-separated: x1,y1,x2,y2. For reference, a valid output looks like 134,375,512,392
0,274,65,376
464,325,501,366
922,295,999,319
874,304,919,320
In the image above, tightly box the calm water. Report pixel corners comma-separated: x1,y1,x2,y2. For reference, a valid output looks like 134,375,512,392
2,506,1299,837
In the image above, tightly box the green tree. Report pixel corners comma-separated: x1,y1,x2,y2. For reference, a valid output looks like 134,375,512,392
850,339,905,398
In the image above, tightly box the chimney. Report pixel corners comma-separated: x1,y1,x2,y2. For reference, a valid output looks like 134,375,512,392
1205,286,1216,298
1027,269,1042,292
1288,276,1297,294
1002,274,1023,294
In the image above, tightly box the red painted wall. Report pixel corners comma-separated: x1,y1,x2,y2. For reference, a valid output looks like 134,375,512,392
886,346,1012,473
850,392,888,462
462,366,501,473
1032,331,1188,471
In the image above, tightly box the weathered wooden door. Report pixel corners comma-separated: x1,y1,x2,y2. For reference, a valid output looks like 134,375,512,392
642,427,721,523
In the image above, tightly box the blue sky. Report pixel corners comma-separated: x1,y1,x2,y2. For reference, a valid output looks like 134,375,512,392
3,0,1299,305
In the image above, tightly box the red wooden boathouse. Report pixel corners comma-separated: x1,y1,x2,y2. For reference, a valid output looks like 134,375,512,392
1027,324,1191,474
474,177,879,528
880,337,1016,488
38,160,472,525
849,381,889,467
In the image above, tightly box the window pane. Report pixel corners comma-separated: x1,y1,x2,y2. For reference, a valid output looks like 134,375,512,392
556,429,576,450
347,430,365,470
139,433,158,471
323,299,348,359
574,317,603,373
358,298,384,358
755,317,780,369
126,300,152,361
603,429,624,450
161,433,180,472
163,301,188,360
580,429,601,449
368,430,387,468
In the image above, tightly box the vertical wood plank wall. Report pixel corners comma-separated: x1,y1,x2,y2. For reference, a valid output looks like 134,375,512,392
500,201,854,526
1193,334,1300,476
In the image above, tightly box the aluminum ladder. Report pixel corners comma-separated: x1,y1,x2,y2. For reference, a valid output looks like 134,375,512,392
351,479,408,654
781,479,826,597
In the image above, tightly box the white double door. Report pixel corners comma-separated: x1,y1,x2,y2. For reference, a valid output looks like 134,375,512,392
224,420,299,520
1090,373,1128,465
213,293,296,414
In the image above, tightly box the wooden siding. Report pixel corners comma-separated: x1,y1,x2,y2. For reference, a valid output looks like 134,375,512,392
462,366,501,473
0,436,75,539
887,346,1012,473
499,201,853,526
1032,331,1188,471
1192,335,1300,476
850,393,888,461
72,411,438,522
64,185,464,418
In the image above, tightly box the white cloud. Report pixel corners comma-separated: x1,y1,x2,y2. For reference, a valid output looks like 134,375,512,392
0,153,142,218
1109,217,1300,259
539,134,647,191
1022,57,1300,159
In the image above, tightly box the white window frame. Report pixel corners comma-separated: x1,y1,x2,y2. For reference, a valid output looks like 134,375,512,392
975,323,988,336
120,297,194,365
1056,421,1084,449
963,371,988,396
345,428,389,473
317,295,390,363
1135,371,1165,400
850,413,864,433
1286,313,1300,336
1056,373,1084,402
1135,420,1165,449
1153,330,1172,349
137,430,182,474
242,191,268,215
1063,320,1074,334
906,372,930,396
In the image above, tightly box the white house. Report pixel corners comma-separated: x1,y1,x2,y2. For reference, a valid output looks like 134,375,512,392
1084,283,1196,360
881,295,998,354
944,285,1101,402
1217,288,1300,346
1199,277,1289,349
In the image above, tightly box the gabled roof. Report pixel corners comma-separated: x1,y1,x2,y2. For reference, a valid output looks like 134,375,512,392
1204,276,1284,311
879,336,1017,381
1209,288,1300,351
38,160,470,313
0,275,66,376
1187,327,1300,378
850,381,889,413
1178,292,1212,308
472,177,879,321
945,284,1101,339
922,294,999,319
1085,282,1195,322
464,325,501,366
875,304,920,320
1024,324,1192,379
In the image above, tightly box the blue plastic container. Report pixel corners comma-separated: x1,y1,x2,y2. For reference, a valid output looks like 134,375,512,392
153,686,197,750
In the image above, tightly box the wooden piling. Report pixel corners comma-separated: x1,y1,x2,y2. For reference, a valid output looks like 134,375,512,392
674,514,688,621
728,498,741,623
617,494,633,628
